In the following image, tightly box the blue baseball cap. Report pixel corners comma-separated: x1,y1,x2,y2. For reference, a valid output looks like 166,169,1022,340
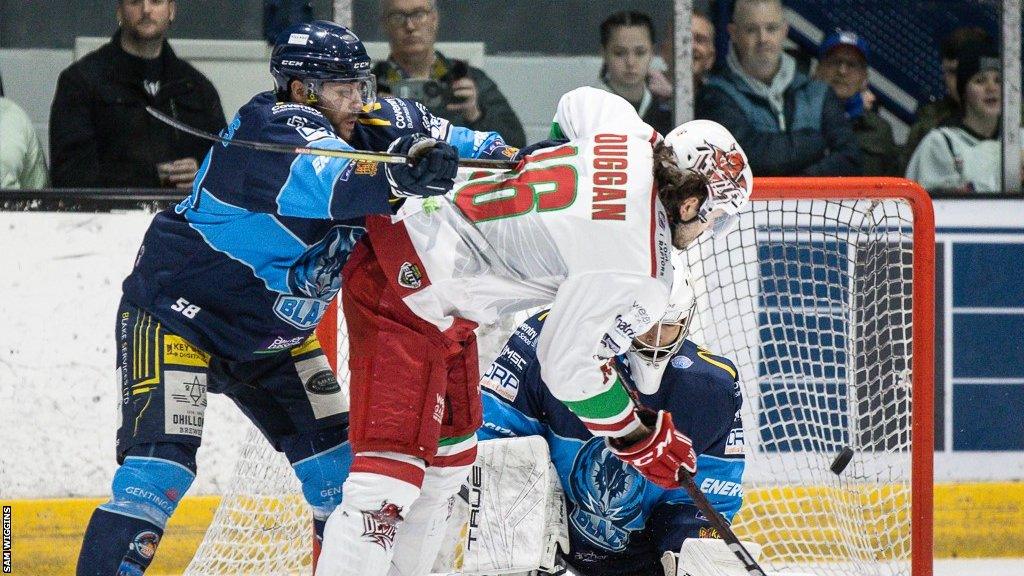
819,31,869,62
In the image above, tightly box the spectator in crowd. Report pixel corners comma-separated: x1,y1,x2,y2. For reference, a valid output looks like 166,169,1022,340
696,0,860,176
902,26,991,170
373,0,526,147
814,31,899,176
263,0,315,44
1,89,49,189
594,11,674,135
906,43,1017,194
50,0,225,189
648,11,717,100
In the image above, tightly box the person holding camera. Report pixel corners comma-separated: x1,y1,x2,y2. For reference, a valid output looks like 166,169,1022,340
373,0,526,147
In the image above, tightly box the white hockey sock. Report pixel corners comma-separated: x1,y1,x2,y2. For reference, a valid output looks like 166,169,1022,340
388,441,476,576
317,453,425,576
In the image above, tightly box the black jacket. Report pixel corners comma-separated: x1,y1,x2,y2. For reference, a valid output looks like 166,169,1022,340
372,52,526,148
49,30,226,188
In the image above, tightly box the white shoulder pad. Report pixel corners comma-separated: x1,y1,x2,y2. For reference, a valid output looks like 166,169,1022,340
432,436,568,575
552,86,658,143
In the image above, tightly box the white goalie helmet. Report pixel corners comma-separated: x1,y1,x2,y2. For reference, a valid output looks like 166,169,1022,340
627,259,698,395
663,119,753,238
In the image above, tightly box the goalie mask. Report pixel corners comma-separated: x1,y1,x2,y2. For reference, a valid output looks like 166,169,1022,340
626,261,697,395
663,120,753,238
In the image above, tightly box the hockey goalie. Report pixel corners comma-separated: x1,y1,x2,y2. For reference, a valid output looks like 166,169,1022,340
432,266,763,576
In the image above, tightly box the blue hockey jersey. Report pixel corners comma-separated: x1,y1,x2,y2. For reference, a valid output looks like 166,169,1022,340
122,92,513,361
478,310,746,576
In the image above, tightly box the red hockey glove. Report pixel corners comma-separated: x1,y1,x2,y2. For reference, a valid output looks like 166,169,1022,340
606,409,696,489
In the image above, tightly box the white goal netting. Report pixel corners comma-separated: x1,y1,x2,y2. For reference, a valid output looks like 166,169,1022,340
185,187,932,576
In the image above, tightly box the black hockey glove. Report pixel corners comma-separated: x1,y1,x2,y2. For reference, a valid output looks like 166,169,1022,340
511,138,570,164
385,134,458,199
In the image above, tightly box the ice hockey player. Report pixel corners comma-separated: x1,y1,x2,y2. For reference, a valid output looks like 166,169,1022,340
75,20,518,576
317,87,753,575
477,266,746,576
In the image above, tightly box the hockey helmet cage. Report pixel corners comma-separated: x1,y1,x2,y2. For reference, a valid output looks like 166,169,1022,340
663,120,752,238
270,20,376,105
627,259,697,394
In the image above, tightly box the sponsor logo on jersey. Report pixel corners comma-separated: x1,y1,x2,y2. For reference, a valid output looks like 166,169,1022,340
287,115,332,142
574,550,610,563
431,393,445,423
361,502,403,550
163,335,210,367
386,98,410,129
698,526,721,539
305,370,341,395
514,322,539,346
271,103,323,118
498,344,529,370
354,159,378,176
338,160,356,182
263,335,307,351
482,421,513,436
274,295,328,330
164,371,208,437
725,427,745,456
425,113,450,141
482,362,520,401
397,262,423,289
671,355,694,369
131,530,160,560
591,133,629,221
699,477,744,497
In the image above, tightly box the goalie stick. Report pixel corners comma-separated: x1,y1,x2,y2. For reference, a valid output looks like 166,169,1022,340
678,469,768,576
145,106,516,170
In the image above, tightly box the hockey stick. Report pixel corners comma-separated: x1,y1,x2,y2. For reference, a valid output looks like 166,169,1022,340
677,468,768,576
145,106,515,170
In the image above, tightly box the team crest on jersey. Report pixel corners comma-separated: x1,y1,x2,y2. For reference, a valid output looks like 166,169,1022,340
567,437,647,551
361,502,404,550
397,262,423,289
289,226,361,301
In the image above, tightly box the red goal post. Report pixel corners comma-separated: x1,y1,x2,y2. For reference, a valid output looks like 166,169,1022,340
283,176,936,576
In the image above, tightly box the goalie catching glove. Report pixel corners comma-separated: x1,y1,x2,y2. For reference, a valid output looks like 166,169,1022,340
385,133,459,199
607,409,696,489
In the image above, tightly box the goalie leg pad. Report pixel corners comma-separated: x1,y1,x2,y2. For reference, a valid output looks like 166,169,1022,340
318,452,424,576
389,456,475,576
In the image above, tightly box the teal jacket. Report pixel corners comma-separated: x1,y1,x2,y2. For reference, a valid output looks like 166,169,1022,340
697,63,861,176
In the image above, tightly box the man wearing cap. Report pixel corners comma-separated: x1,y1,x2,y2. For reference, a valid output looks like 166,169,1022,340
814,31,900,176
695,0,861,176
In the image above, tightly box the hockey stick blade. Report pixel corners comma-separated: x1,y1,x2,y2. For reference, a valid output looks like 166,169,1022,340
678,469,768,576
146,106,515,170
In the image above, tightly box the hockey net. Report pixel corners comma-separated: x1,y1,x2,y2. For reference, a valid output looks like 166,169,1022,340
184,178,934,576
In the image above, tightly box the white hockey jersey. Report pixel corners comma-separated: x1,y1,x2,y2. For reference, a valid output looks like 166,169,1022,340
372,87,674,406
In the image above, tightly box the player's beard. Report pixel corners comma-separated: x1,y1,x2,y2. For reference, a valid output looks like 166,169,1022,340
672,218,708,249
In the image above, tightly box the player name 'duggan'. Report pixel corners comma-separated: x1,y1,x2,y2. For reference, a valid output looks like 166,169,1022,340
591,133,629,221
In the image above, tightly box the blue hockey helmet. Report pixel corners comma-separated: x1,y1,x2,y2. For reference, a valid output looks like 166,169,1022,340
270,20,376,106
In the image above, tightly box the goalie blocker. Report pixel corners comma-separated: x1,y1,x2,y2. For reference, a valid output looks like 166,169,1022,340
434,437,807,576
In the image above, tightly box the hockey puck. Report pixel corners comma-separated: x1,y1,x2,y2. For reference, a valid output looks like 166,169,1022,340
830,446,854,475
